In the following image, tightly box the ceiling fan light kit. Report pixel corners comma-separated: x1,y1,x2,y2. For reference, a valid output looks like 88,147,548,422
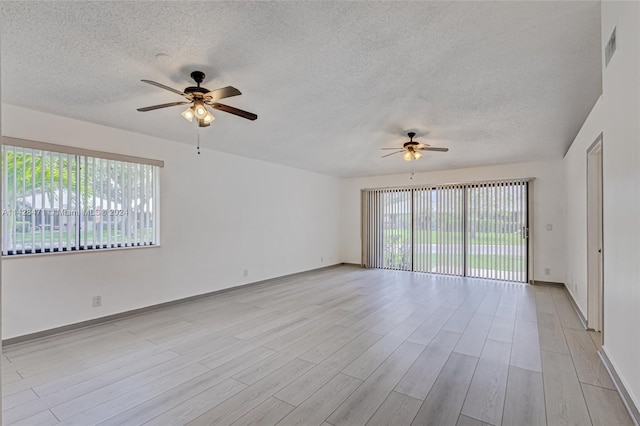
137,70,257,128
202,111,215,123
193,101,207,119
382,131,449,161
403,150,422,161
181,106,195,122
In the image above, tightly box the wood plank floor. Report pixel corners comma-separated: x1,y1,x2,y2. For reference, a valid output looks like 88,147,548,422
2,266,634,426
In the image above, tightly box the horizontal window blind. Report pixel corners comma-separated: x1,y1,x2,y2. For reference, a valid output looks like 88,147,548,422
2,143,160,255
362,179,530,282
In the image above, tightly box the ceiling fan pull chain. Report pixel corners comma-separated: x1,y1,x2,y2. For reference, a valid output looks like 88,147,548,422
196,125,201,155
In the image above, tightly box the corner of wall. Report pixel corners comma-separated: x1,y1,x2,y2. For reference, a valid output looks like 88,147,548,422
0,28,4,417
599,0,640,416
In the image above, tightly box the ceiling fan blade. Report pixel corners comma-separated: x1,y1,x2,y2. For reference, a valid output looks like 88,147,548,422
204,86,242,102
381,151,404,158
141,80,186,96
136,101,190,112
416,143,431,148
381,148,403,150
419,147,449,152
210,103,258,120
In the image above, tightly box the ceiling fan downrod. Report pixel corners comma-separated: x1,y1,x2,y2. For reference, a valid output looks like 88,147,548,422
190,71,205,87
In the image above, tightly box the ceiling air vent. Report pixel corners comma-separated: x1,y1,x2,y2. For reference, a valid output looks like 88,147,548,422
605,27,616,67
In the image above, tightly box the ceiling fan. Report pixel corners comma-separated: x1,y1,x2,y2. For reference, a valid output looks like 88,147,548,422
381,132,449,161
136,71,257,127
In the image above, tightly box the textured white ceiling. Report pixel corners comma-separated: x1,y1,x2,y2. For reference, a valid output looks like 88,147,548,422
0,1,601,178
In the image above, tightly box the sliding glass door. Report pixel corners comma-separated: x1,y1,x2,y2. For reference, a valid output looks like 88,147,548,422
465,181,528,282
413,186,464,275
381,189,412,270
362,180,529,282
361,188,412,271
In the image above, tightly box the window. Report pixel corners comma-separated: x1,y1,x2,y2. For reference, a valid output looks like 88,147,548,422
1,138,162,255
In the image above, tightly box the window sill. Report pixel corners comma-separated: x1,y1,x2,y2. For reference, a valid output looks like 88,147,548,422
2,244,161,259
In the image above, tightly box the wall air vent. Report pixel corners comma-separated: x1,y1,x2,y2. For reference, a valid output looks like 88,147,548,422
605,27,616,67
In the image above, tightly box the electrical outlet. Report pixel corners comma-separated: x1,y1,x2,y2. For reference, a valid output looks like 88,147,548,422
92,295,102,307
243,269,249,277
545,268,551,276
321,256,324,262
546,224,553,231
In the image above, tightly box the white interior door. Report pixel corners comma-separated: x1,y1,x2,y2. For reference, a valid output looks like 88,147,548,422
587,137,604,332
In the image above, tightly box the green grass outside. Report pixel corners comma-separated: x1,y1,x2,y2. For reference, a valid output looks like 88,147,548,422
384,229,525,246
382,252,525,273
8,229,153,249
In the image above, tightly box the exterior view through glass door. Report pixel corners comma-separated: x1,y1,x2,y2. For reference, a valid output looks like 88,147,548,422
381,189,412,270
361,179,529,282
361,188,412,271
465,181,528,282
413,185,465,276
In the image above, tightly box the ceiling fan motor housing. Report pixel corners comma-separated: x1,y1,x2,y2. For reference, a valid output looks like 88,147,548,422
191,71,206,85
184,71,209,96
403,132,418,149
184,71,209,95
184,86,210,96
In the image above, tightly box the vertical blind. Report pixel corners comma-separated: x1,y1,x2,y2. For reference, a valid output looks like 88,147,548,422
2,143,161,255
413,185,465,276
362,179,530,282
465,181,528,281
361,188,412,271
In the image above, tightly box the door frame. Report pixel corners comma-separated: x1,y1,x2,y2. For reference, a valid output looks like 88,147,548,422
586,134,604,335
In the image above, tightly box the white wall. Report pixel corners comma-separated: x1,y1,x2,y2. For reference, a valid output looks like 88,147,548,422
340,160,566,283
563,97,603,316
0,37,4,419
599,0,640,410
1,104,342,339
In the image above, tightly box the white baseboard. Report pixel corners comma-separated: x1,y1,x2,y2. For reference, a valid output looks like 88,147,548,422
599,349,640,426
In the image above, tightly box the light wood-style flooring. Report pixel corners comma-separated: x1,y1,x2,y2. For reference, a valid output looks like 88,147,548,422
2,266,633,425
